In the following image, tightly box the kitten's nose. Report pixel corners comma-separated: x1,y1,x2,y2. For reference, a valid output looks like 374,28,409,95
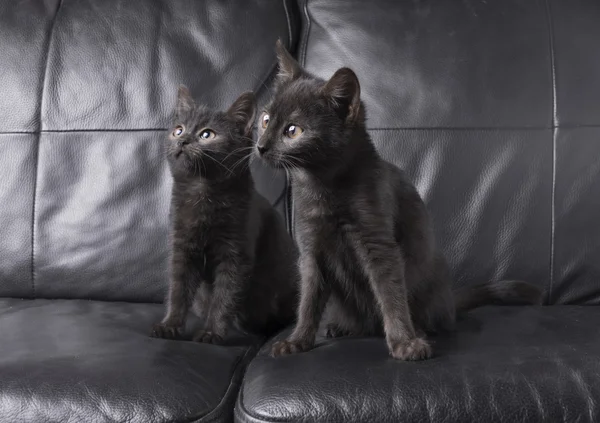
256,144,269,155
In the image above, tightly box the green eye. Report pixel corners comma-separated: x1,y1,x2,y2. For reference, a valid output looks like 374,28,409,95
284,124,303,139
199,129,216,140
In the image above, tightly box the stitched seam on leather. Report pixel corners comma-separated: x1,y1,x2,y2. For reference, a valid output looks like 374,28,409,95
31,0,63,299
282,0,293,51
285,0,312,240
282,0,299,237
250,0,296,106
6,124,600,135
300,0,311,68
30,135,39,299
0,295,161,305
368,126,552,131
545,0,557,303
189,345,257,423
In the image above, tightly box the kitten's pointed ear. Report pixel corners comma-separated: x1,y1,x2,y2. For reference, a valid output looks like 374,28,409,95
275,39,302,84
321,68,361,123
227,91,257,136
176,85,195,117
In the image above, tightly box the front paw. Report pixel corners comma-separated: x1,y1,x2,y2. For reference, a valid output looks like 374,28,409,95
390,337,432,361
151,323,181,340
193,330,224,345
271,339,314,357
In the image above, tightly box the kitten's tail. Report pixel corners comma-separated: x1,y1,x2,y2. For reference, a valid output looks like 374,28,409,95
453,280,543,313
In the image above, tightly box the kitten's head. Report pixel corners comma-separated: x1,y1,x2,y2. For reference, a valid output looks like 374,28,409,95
167,86,256,179
256,40,364,171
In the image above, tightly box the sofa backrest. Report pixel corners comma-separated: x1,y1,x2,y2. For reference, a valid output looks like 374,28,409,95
295,0,600,304
0,0,297,302
2,0,599,306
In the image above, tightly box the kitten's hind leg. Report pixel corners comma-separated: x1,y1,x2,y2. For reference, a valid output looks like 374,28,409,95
323,297,364,339
191,283,212,321
325,324,353,339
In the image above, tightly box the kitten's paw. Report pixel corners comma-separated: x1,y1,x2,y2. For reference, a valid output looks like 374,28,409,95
325,324,353,339
151,323,181,340
193,330,224,345
390,337,432,361
271,339,313,357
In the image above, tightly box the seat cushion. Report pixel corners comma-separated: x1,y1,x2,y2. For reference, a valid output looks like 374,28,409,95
0,298,258,423
235,306,600,423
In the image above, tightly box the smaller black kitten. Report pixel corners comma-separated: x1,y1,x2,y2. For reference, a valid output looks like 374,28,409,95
151,87,298,343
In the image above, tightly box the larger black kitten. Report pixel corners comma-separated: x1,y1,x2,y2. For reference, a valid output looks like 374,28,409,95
256,41,542,360
151,87,298,343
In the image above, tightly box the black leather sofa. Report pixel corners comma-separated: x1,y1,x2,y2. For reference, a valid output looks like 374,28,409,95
1,1,598,422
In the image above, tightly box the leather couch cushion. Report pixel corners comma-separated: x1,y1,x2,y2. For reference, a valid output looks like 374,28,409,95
0,298,256,423
0,0,298,301
236,306,600,423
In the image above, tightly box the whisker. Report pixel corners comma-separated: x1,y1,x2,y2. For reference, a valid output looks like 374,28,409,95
229,151,255,173
202,152,234,175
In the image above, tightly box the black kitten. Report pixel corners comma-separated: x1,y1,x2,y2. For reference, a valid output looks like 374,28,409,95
151,86,298,343
256,41,542,360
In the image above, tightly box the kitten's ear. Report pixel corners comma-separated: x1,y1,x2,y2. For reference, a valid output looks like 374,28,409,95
227,91,257,136
176,85,195,117
275,39,302,84
321,68,361,123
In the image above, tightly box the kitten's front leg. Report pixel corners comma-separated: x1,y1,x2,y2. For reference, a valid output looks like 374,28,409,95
151,255,197,340
272,254,330,356
193,253,250,344
353,235,432,361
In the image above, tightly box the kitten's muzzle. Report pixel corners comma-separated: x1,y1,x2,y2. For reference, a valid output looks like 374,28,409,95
173,140,189,158
256,144,269,156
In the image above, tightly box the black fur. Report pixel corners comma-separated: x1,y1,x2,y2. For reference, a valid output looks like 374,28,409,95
256,41,542,360
151,86,298,343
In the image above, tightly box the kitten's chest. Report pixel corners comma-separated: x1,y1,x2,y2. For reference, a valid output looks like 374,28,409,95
172,195,233,246
294,192,354,252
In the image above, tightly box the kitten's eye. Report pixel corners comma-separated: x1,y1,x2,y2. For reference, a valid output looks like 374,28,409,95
284,124,304,139
173,125,184,137
198,129,216,140
261,114,270,129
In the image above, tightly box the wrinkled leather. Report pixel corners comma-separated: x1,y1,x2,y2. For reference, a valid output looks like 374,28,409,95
373,129,551,295
549,0,600,304
0,0,59,132
0,298,257,423
298,0,552,129
236,306,600,423
550,0,600,127
0,135,36,298
0,0,298,302
553,128,600,305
